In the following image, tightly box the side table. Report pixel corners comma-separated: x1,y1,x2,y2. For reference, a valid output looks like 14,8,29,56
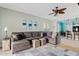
2,38,11,51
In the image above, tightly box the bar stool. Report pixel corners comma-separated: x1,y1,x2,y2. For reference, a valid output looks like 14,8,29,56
73,32,79,40
66,31,72,40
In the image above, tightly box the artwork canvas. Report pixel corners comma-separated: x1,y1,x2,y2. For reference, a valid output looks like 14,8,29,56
22,20,27,28
22,20,38,30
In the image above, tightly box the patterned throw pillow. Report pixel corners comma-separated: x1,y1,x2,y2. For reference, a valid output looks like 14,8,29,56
12,34,18,41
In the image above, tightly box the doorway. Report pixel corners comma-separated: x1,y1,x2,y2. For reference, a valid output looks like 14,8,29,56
59,21,66,36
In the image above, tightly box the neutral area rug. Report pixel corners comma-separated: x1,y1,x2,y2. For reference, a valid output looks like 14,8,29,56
0,43,78,56
13,44,78,56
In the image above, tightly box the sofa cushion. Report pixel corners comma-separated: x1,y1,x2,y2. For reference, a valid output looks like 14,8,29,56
12,34,18,41
47,32,52,38
43,32,47,37
32,32,41,37
17,32,26,39
13,39,30,45
24,32,32,38
11,32,26,41
16,34,23,40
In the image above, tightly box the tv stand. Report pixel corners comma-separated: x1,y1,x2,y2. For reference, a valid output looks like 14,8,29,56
73,32,79,40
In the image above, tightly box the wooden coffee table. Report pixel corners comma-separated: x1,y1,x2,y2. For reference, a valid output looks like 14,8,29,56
32,39,40,48
39,38,46,46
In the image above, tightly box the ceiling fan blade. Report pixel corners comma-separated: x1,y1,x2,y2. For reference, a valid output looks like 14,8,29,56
52,9,56,12
78,3,79,5
59,8,67,11
59,12,65,14
48,13,54,15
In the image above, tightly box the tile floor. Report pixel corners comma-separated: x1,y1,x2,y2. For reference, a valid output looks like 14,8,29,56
0,43,79,56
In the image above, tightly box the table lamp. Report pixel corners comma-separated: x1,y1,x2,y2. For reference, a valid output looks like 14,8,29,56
4,27,8,38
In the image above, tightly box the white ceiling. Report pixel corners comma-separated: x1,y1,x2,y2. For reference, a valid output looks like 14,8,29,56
0,3,79,21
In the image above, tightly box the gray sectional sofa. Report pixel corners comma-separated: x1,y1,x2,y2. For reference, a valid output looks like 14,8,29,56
11,31,58,54
11,32,45,53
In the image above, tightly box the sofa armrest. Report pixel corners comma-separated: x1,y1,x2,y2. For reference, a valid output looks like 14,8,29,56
11,39,31,54
48,37,56,45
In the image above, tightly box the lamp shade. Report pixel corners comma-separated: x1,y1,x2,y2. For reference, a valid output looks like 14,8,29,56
4,27,8,32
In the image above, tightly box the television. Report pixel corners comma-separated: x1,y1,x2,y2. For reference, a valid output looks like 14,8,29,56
73,26,79,32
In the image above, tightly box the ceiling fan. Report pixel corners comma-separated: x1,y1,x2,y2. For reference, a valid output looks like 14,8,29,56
77,3,79,5
49,7,67,16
